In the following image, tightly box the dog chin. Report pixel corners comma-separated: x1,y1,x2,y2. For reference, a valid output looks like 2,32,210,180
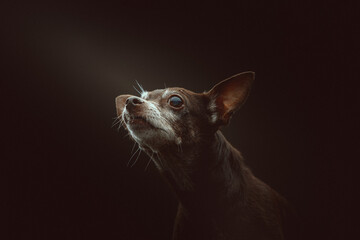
123,112,180,151
127,126,177,151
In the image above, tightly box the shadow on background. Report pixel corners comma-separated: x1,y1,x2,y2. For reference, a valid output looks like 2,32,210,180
2,1,356,240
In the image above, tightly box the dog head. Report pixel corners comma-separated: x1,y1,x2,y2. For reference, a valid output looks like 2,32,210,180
115,72,254,154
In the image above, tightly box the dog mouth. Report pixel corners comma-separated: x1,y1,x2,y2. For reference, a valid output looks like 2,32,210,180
124,113,169,135
126,114,149,126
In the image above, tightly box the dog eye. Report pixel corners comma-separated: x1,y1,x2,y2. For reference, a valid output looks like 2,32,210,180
168,95,183,108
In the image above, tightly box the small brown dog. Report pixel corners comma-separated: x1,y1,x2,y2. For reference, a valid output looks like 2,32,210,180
115,72,291,240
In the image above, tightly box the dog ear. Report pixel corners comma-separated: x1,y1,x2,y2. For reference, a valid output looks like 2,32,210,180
206,71,254,125
115,94,132,116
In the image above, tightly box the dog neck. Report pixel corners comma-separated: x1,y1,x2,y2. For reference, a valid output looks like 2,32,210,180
147,130,249,213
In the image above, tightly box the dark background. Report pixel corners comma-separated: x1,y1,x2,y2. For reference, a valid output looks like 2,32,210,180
2,1,357,240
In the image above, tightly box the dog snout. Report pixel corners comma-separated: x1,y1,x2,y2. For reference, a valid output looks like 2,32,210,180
126,96,144,111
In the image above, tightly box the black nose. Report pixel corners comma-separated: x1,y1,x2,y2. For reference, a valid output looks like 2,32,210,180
125,96,144,110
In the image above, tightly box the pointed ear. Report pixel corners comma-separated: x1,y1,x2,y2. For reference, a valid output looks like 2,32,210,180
115,94,132,116
206,71,254,125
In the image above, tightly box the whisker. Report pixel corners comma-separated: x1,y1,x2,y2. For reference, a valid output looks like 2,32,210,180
156,152,164,169
118,119,125,131
177,143,183,153
133,85,141,95
127,147,140,166
135,80,145,93
130,142,137,154
130,149,142,168
111,116,121,128
145,152,154,171
117,119,125,131
111,120,119,128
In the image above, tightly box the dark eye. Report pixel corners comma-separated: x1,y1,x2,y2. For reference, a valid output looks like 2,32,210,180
168,95,183,108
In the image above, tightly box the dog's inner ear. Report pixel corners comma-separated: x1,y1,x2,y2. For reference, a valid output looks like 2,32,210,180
206,71,254,125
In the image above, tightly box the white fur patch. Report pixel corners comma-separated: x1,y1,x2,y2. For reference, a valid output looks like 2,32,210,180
208,97,217,112
162,89,170,99
146,101,176,136
124,99,178,150
208,97,218,123
141,91,149,99
152,160,162,171
210,113,218,123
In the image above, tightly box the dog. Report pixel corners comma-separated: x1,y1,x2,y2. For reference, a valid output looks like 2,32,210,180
115,72,292,240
